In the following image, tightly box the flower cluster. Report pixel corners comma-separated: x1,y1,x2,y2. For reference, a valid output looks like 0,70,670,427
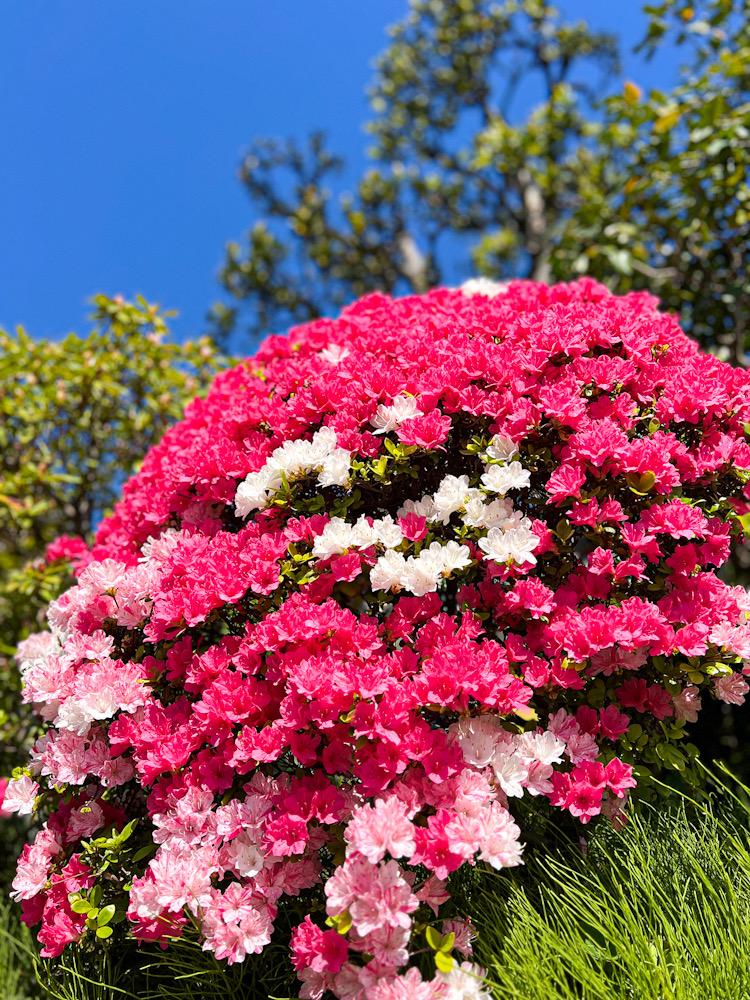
9,279,750,999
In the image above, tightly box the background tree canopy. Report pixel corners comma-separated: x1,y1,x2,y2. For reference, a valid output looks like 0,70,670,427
211,0,750,370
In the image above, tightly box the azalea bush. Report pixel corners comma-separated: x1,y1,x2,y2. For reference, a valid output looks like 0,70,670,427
7,279,750,999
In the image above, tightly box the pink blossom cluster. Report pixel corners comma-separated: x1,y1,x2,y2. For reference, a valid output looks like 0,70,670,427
8,279,750,998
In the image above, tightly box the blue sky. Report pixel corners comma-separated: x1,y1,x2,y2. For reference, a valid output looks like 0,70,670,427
0,2,680,344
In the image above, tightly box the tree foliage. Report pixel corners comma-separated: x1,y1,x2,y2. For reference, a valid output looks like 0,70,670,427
212,0,750,366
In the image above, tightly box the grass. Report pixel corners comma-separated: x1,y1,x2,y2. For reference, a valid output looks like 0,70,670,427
0,895,38,1000
471,769,750,1000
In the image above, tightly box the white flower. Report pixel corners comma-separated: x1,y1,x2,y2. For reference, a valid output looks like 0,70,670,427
478,525,539,566
224,832,265,878
370,550,409,592
312,518,355,560
461,496,515,529
485,499,519,527
403,549,444,597
439,963,493,1000
460,277,509,298
371,395,422,434
481,461,531,494
267,439,314,475
55,698,96,736
319,344,350,364
371,538,472,596
398,494,438,521
235,427,349,516
372,515,404,549
515,731,565,766
485,434,519,462
350,518,378,549
436,540,473,574
77,689,120,723
317,448,351,487
310,425,339,456
503,525,539,565
432,475,482,525
455,717,503,769
235,466,284,516
2,775,39,816
492,753,528,798
78,559,128,593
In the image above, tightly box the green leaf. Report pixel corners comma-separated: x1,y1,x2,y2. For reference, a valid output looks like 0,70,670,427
332,911,352,935
95,926,113,940
425,926,442,951
626,471,656,494
98,905,116,926
440,932,456,953
434,951,454,973
555,519,574,542
117,819,138,844
132,844,157,863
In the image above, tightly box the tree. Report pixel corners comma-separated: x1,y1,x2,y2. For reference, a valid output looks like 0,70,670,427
0,297,223,812
211,0,750,367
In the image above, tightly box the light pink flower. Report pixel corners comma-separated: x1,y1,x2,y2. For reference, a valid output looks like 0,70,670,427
715,672,749,705
2,775,39,816
345,798,416,865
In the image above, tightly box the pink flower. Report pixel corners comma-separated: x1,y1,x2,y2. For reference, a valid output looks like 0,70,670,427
291,915,349,974
714,672,749,705
368,967,446,1000
148,845,218,914
346,861,418,937
566,783,603,824
603,758,637,797
415,875,450,916
345,798,416,865
2,776,39,816
673,684,701,722
396,410,452,449
350,924,410,969
441,918,475,957
599,705,630,739
640,502,708,540
201,884,274,963
565,731,599,765
398,513,428,542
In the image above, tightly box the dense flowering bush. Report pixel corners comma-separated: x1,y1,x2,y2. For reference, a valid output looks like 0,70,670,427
7,279,750,999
